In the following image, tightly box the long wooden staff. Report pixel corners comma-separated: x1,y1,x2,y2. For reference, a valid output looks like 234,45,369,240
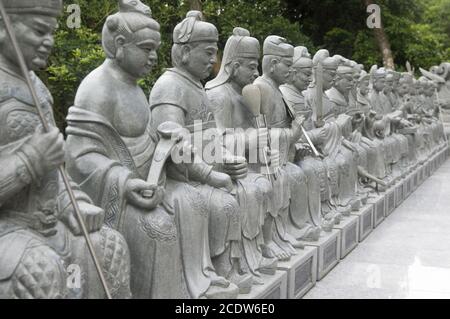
0,0,112,299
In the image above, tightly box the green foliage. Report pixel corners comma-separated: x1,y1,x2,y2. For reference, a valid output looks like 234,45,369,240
41,0,449,129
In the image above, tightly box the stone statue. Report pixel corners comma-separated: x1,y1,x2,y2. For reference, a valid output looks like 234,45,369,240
66,7,243,298
279,46,336,232
149,11,252,294
205,27,284,282
0,0,131,299
356,70,389,182
303,50,346,222
252,35,322,260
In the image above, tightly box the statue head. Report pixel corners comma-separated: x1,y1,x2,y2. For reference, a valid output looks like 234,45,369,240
289,46,313,92
102,6,160,80
397,73,412,97
383,73,394,94
312,49,337,91
171,11,219,81
206,27,260,90
388,70,400,92
118,0,152,15
357,70,370,96
0,0,62,71
371,68,386,93
334,63,354,96
262,35,294,86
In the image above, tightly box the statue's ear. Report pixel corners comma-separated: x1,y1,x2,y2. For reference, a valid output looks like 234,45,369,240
114,35,126,48
181,44,191,64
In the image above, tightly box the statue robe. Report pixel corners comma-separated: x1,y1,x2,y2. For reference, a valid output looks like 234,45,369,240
254,76,318,241
149,68,242,274
206,82,274,275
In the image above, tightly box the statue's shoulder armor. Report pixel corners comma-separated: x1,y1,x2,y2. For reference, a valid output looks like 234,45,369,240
0,71,54,144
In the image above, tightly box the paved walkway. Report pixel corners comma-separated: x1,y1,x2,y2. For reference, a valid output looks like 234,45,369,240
304,158,450,299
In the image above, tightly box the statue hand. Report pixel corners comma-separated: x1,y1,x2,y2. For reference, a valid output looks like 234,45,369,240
314,119,325,128
27,126,65,174
65,201,105,235
291,115,305,140
223,155,248,180
206,171,234,193
126,179,164,210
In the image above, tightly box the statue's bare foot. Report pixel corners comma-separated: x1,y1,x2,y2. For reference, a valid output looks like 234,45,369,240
252,275,265,285
261,241,290,261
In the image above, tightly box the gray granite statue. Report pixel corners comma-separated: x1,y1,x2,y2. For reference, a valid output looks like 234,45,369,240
0,0,131,299
205,27,281,281
149,11,252,294
66,7,243,298
303,50,346,222
253,36,322,259
279,46,336,232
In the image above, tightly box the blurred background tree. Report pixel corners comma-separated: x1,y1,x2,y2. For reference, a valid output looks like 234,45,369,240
43,0,449,129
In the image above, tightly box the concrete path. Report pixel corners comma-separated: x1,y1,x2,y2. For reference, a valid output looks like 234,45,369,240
304,158,450,299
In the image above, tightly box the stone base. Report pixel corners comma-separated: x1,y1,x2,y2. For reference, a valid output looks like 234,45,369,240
369,195,385,227
302,229,341,281
413,169,420,190
333,215,359,259
277,246,317,299
395,180,404,207
405,173,414,198
351,204,374,242
384,186,396,216
238,271,287,299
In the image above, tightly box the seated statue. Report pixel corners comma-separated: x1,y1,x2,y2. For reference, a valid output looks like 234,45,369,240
280,46,335,232
355,71,389,183
149,11,253,293
304,51,358,217
0,0,131,299
65,7,241,298
253,36,321,260
205,27,280,281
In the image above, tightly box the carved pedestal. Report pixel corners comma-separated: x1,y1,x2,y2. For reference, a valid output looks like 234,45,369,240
351,204,374,242
395,180,404,207
405,173,414,199
412,169,420,190
384,186,396,216
277,246,317,299
240,271,288,299
369,195,385,227
333,215,359,259
302,229,341,281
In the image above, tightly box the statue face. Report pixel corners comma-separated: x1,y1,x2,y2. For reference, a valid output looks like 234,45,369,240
334,73,353,95
292,67,312,92
322,69,336,91
373,77,385,92
358,78,370,95
184,41,218,81
231,57,259,88
0,14,58,71
117,28,160,79
271,57,293,86
397,82,409,96
383,79,393,94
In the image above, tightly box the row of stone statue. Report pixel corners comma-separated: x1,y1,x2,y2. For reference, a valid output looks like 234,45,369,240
0,0,447,299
